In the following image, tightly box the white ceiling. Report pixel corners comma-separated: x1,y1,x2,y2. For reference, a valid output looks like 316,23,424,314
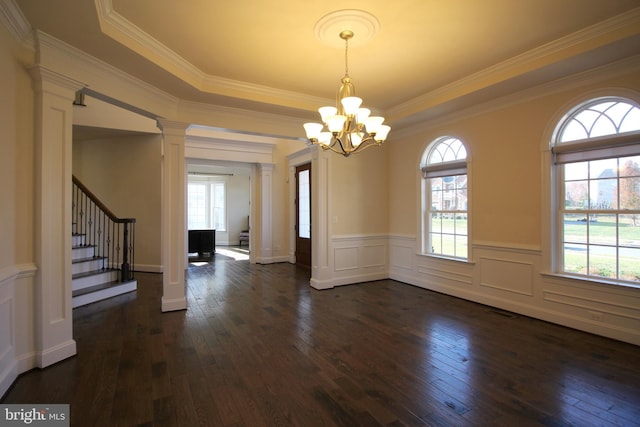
13,0,640,128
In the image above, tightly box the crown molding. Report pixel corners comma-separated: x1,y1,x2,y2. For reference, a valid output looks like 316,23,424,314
35,30,178,110
393,54,640,141
94,0,329,111
388,7,640,123
0,0,33,48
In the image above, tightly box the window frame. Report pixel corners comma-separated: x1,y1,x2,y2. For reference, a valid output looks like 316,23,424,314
187,174,228,232
551,96,640,286
420,136,470,261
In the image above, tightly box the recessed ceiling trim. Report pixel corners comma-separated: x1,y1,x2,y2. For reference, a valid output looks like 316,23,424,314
388,7,640,121
94,0,332,112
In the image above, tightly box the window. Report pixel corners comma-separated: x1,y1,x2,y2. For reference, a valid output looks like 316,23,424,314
552,98,640,283
187,175,227,231
421,137,468,259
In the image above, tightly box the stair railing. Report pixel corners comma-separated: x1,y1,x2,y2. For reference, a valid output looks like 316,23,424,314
72,176,136,282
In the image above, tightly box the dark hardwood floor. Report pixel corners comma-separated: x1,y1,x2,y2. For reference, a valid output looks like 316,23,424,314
3,248,640,426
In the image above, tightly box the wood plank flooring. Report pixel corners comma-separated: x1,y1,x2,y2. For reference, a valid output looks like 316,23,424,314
3,249,640,426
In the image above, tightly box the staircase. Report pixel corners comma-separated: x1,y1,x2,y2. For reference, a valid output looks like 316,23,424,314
72,229,137,308
72,176,137,308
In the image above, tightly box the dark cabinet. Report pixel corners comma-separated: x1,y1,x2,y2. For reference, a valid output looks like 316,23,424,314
188,229,215,257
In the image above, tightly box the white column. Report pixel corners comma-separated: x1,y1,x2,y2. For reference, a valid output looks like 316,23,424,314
310,147,334,289
256,163,274,263
30,66,80,367
157,119,188,312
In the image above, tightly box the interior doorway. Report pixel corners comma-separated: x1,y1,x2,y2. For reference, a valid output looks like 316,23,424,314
295,163,311,268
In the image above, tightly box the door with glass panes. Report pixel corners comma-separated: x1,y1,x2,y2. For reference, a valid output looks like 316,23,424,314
295,163,311,268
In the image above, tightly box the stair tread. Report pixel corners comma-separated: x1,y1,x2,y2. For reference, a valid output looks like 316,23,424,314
72,280,136,298
72,244,96,249
72,256,106,264
72,268,118,280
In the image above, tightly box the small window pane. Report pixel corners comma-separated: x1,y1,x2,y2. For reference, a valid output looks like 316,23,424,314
620,248,640,281
431,214,442,233
564,214,587,244
619,215,640,248
441,234,455,257
620,108,640,133
588,245,617,279
589,215,616,246
430,233,442,253
590,115,617,138
564,243,587,275
565,181,588,209
589,158,617,180
619,178,640,210
591,179,617,210
574,110,600,133
620,156,640,177
565,162,588,181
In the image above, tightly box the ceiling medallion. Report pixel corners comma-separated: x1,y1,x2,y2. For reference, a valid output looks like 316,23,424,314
314,9,380,48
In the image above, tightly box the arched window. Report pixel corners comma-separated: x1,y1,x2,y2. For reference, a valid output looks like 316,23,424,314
421,137,468,259
552,97,640,283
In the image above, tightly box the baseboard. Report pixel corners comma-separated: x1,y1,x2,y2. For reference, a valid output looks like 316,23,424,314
161,296,187,312
0,360,18,400
255,255,290,264
135,264,163,273
36,339,77,369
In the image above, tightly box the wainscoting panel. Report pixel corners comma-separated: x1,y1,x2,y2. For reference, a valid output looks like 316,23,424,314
388,235,640,345
331,235,388,286
480,256,534,296
541,275,640,343
0,266,17,398
334,247,359,271
362,244,386,268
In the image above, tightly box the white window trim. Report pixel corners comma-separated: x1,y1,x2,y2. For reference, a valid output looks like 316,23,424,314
419,137,471,261
549,97,640,285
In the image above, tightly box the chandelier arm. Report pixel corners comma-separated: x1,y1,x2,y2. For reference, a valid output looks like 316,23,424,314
322,142,352,156
333,135,350,155
351,140,381,155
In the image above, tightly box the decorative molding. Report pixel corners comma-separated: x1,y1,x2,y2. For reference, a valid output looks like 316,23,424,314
388,7,640,123
0,0,33,47
34,30,178,108
35,339,76,369
0,265,18,287
480,257,534,296
543,290,640,321
473,240,542,255
134,264,163,274
94,0,329,110
393,54,640,140
161,296,186,312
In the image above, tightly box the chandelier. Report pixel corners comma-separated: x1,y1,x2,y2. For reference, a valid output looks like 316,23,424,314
303,30,390,157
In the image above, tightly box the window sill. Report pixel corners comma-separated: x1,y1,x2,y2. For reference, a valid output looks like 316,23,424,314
540,271,640,291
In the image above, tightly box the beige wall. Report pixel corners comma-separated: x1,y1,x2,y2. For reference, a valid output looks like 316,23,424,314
331,144,389,235
73,134,163,270
0,24,34,270
389,67,640,247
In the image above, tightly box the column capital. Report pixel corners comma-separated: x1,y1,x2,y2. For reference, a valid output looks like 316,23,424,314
157,119,189,135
